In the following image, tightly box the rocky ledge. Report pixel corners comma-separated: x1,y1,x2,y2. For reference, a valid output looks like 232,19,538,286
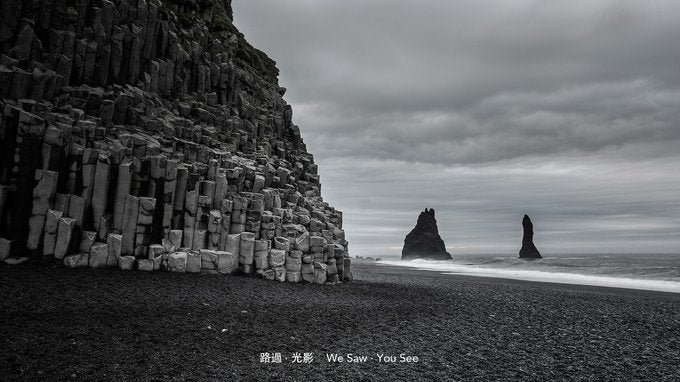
401,208,452,261
0,0,350,284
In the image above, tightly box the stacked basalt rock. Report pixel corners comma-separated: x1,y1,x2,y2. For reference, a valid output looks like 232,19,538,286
0,0,351,284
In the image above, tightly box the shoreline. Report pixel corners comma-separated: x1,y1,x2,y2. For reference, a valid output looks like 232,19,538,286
369,259,680,295
2,262,680,380
363,262,680,298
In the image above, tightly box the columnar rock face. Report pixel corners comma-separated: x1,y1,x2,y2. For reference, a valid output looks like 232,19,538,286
401,208,452,261
0,0,350,284
519,214,541,259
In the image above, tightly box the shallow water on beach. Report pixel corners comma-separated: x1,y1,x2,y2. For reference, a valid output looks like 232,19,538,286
377,253,680,293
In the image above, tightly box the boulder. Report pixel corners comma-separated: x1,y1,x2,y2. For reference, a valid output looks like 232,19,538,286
225,233,240,255
263,269,276,281
286,272,301,283
168,230,183,250
138,259,154,271
118,256,136,270
168,252,188,272
273,236,289,251
89,243,109,268
0,238,12,261
216,251,237,274
285,256,302,272
79,231,97,253
294,231,310,252
343,258,353,282
254,249,269,273
401,208,452,261
269,249,286,268
196,250,213,272
54,217,77,259
185,251,201,273
274,266,286,282
239,232,255,272
42,210,63,257
64,253,89,268
106,234,122,267
326,259,338,275
309,236,326,248
313,261,327,285
301,263,315,283
4,257,29,265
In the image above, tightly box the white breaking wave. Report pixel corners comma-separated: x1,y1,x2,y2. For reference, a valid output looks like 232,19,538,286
377,259,680,294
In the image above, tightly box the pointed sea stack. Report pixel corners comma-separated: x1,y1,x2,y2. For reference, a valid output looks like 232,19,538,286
401,209,452,261
519,215,542,259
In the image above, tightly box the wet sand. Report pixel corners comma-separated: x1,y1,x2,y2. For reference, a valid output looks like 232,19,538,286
1,262,679,381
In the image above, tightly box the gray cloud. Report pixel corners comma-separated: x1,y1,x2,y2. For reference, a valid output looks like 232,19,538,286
233,1,680,256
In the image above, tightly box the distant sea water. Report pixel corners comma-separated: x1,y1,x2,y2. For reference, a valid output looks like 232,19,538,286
377,253,680,293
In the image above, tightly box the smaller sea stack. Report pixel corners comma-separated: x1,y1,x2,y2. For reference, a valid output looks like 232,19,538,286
401,209,452,261
519,214,542,259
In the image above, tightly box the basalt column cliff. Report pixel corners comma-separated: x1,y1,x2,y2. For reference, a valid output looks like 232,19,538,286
0,0,350,284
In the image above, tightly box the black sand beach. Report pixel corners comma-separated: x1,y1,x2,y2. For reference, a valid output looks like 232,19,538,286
1,262,679,381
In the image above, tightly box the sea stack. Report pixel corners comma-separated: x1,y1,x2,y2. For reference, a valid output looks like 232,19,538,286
519,215,542,259
401,209,452,261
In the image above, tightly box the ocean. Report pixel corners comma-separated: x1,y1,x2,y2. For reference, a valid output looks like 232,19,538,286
377,253,680,293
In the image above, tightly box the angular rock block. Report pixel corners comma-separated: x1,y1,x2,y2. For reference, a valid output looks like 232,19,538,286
327,274,340,284
286,272,301,283
148,244,165,260
313,261,327,285
273,236,289,251
286,257,302,273
43,209,63,257
254,239,270,273
5,257,29,265
216,251,237,274
64,253,89,268
193,249,209,273
113,160,133,231
89,243,109,268
138,259,154,271
0,238,13,261
118,256,136,270
239,232,255,272
107,234,122,267
295,231,310,252
343,258,353,282
310,236,327,248
263,269,276,281
274,267,286,282
269,249,286,268
168,252,188,273
27,169,58,250
79,231,97,253
225,234,241,255
326,259,338,275
192,227,207,250
168,230,183,250
121,195,139,256
54,217,77,259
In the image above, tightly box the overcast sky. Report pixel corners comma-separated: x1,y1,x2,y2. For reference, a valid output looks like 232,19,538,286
233,1,680,257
